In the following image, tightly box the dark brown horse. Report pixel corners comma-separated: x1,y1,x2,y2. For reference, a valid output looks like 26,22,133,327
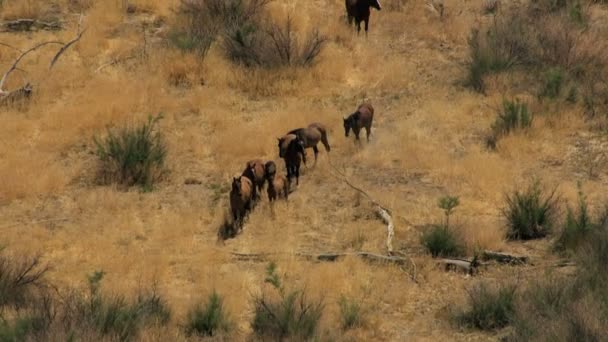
344,102,374,142
287,122,331,165
277,134,305,186
242,159,266,201
345,0,382,36
230,175,253,229
265,161,289,202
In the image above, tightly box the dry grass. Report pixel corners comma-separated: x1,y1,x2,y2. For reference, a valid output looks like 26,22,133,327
1,0,608,340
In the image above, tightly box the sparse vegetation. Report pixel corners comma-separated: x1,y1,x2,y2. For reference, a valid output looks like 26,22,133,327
509,227,608,341
456,282,516,330
503,180,558,240
486,99,532,149
186,291,232,337
339,295,364,330
539,68,565,99
94,114,167,190
252,262,324,340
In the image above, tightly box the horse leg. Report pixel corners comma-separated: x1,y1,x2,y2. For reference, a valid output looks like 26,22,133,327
295,164,300,185
366,125,371,142
356,19,361,35
313,146,319,166
364,18,369,37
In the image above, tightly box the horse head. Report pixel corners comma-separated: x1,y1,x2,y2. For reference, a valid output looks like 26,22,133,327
369,0,382,10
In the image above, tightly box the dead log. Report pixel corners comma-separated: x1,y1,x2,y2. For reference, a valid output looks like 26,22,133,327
1,19,62,32
438,257,480,275
481,250,528,265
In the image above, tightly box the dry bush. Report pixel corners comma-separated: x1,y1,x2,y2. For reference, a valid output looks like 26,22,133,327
0,252,49,311
224,15,327,69
169,0,270,59
455,282,517,331
467,2,608,103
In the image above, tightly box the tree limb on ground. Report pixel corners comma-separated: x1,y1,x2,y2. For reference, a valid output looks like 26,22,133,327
481,250,529,265
230,251,417,281
327,156,396,253
0,26,86,105
1,19,62,32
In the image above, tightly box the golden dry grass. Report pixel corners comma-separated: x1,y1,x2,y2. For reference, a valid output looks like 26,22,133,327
2,0,608,340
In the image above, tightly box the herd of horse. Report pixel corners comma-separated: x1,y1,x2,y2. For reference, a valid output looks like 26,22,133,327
229,102,375,231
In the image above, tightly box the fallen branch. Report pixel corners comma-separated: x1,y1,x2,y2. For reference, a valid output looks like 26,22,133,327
481,250,528,265
1,19,62,32
0,41,64,92
49,28,88,70
327,157,396,253
438,258,479,275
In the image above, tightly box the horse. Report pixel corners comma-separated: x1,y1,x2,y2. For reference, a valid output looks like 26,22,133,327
265,161,289,202
229,175,253,230
345,0,382,36
277,134,305,187
287,122,331,165
344,102,374,142
242,159,266,201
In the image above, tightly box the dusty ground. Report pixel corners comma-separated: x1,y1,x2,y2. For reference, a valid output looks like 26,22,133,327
1,0,607,340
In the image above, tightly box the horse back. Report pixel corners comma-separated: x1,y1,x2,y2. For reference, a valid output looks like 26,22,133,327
357,103,374,125
239,176,253,199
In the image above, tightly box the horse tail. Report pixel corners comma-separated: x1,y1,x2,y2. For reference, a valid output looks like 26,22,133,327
318,126,331,152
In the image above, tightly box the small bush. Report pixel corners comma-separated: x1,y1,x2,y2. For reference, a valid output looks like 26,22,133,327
540,68,565,99
0,253,48,310
338,295,363,330
94,114,167,189
421,195,465,257
456,283,517,330
503,180,558,240
554,187,600,253
487,100,533,148
185,291,232,337
252,263,324,340
421,225,465,258
224,15,327,69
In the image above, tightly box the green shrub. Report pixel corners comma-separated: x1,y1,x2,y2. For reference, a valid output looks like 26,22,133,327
487,100,532,149
456,283,517,330
503,180,558,240
185,291,232,337
553,187,603,253
252,263,324,340
421,225,465,258
540,68,565,99
338,295,363,330
94,114,167,190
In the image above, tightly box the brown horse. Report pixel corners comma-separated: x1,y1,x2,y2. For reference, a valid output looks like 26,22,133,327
265,161,289,201
277,134,305,186
345,0,382,36
344,102,374,142
230,175,253,229
242,159,266,201
287,122,331,165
